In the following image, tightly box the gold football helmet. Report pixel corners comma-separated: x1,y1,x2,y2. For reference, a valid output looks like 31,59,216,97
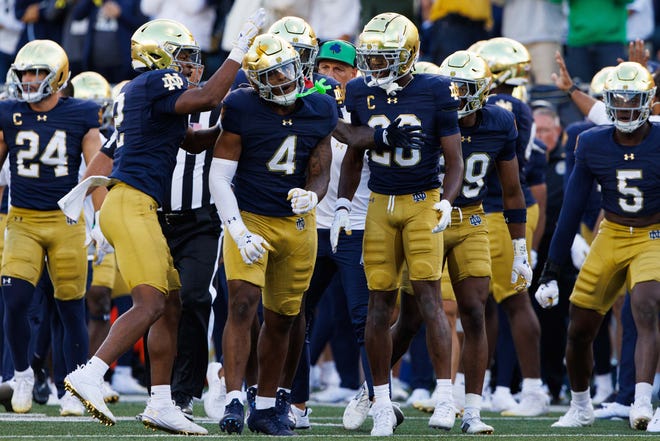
412,61,440,75
111,80,130,102
7,39,70,103
603,62,655,133
243,33,304,106
71,71,112,129
356,13,420,88
131,19,203,86
438,51,492,118
589,66,615,98
476,37,530,87
268,16,318,80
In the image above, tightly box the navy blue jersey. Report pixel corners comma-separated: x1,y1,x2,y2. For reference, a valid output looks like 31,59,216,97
453,105,517,206
483,93,535,211
345,74,460,195
525,142,547,188
564,120,601,230
109,69,188,206
222,87,338,217
548,122,660,263
0,97,100,210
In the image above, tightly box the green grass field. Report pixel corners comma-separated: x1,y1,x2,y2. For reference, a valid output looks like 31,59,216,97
0,401,655,440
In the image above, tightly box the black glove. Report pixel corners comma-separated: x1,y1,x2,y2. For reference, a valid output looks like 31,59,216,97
539,260,561,285
373,118,429,150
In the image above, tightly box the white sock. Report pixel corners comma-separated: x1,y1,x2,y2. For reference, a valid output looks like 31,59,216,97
373,384,391,407
464,393,482,419
150,384,171,406
14,367,33,378
521,378,543,394
571,389,591,407
255,395,276,410
225,389,243,407
86,356,109,379
436,378,453,404
634,382,653,406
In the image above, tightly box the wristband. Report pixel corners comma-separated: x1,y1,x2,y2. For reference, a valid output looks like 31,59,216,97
503,208,526,224
335,197,352,213
373,127,389,149
227,47,246,64
539,260,561,284
566,84,579,96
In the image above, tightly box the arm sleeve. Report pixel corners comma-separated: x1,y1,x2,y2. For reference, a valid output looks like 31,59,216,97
587,101,611,126
100,131,117,159
547,155,594,264
209,157,247,241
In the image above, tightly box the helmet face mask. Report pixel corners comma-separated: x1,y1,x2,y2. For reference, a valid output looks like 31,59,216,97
268,16,318,80
603,62,656,133
7,40,70,103
438,51,492,118
356,13,420,88
131,19,204,86
244,34,304,106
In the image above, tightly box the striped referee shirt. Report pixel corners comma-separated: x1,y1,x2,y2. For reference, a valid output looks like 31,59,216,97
161,104,222,213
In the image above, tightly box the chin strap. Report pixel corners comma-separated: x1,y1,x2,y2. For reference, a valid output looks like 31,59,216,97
380,82,403,96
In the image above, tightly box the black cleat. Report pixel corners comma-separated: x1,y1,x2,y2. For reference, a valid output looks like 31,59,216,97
219,398,245,434
247,407,294,436
33,368,50,405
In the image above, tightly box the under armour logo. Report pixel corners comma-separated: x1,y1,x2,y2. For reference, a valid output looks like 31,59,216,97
162,73,184,91
461,136,472,143
387,97,398,104
282,119,293,126
37,115,47,121
1,276,11,286
624,153,635,160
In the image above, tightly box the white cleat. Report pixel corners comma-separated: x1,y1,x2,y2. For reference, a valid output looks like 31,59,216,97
551,402,595,427
646,407,660,432
343,385,372,430
390,377,409,402
311,386,358,403
289,405,312,429
11,369,34,414
629,401,653,430
60,391,85,416
111,373,147,395
202,362,226,420
405,388,430,406
594,401,630,419
501,390,549,416
64,367,116,426
490,387,518,413
370,404,395,437
101,381,119,404
139,399,208,435
413,383,440,413
429,401,456,430
461,415,494,434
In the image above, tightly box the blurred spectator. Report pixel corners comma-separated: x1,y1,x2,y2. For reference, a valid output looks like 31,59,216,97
308,0,359,42
0,0,23,81
72,0,146,83
627,0,653,44
553,0,630,86
501,0,565,86
15,0,67,47
426,0,492,65
359,0,415,27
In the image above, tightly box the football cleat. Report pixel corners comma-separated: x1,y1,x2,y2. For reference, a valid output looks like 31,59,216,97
64,367,116,426
289,405,312,429
370,404,396,436
247,407,294,436
0,381,14,412
139,399,208,435
343,384,372,429
219,398,245,434
551,403,595,428
629,401,653,430
461,415,494,434
32,367,51,405
202,362,225,420
594,401,630,419
275,388,294,429
60,391,85,416
101,381,119,404
429,401,456,430
11,368,34,414
501,390,549,416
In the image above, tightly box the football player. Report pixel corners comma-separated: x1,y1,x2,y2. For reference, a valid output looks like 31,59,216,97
209,33,336,436
62,12,266,435
537,62,660,431
332,13,464,436
431,50,529,433
475,37,548,416
0,39,101,414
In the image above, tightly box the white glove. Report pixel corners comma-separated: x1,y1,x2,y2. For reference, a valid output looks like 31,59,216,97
236,230,271,265
530,249,538,270
229,7,266,61
330,209,352,253
511,238,533,290
535,280,559,308
570,234,590,270
91,211,113,265
432,199,452,233
287,188,318,215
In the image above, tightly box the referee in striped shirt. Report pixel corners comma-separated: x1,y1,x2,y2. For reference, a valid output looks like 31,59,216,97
159,106,223,417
